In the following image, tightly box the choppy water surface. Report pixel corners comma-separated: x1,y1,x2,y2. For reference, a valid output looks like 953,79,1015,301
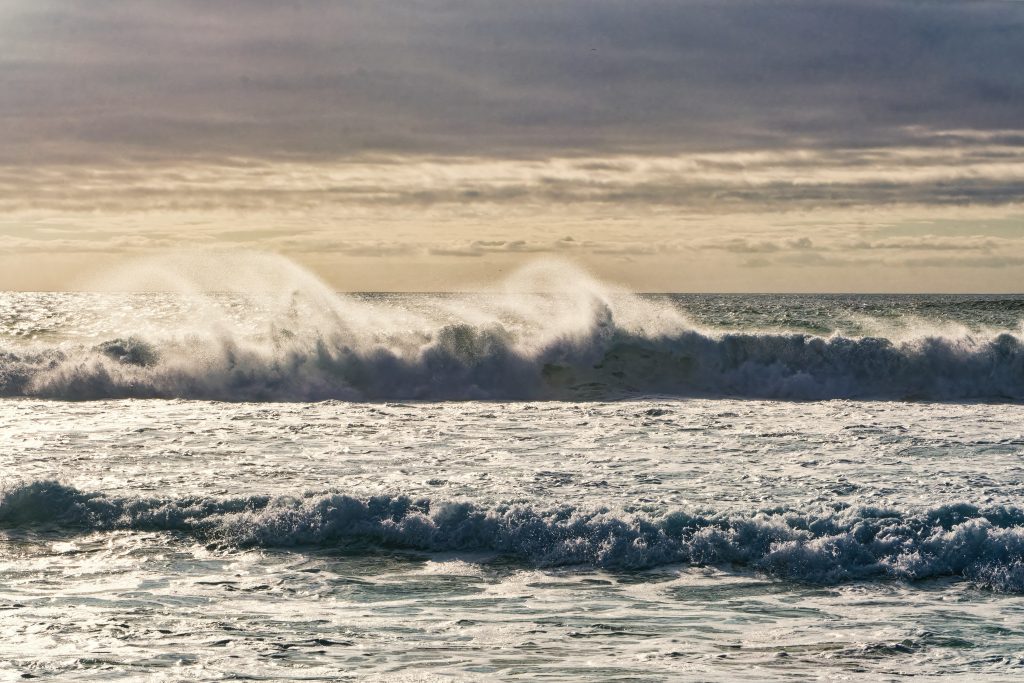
2,259,1024,680
4,399,1024,680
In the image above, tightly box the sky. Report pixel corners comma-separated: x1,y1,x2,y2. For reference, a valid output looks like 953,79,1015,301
1,0,1023,292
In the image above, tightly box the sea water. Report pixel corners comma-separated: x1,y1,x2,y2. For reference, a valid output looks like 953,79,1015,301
2,257,1024,680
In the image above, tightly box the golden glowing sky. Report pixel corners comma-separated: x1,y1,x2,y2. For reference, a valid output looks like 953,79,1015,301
2,1,1023,291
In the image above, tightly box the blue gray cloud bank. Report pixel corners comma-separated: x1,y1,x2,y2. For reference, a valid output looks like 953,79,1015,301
2,0,1023,162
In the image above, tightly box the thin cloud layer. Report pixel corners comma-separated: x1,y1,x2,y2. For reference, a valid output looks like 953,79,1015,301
3,143,1023,213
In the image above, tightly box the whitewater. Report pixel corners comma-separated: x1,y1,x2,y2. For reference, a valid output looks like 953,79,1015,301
3,255,1024,680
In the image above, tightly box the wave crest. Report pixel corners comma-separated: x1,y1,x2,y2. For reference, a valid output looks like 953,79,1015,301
3,257,1024,401
3,327,1024,401
4,480,1024,591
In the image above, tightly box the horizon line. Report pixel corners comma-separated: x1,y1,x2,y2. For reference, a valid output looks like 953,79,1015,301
3,289,1024,297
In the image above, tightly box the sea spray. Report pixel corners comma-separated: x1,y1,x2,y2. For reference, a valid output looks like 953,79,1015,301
3,311,1024,401
2,253,1024,401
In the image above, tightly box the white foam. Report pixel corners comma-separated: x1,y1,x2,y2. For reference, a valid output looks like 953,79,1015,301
4,480,1024,592
2,253,1023,401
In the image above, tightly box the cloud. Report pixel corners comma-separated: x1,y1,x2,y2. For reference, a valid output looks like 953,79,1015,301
429,239,573,257
0,232,176,254
899,255,1024,269
847,236,1002,252
3,142,1024,216
3,1,1024,291
286,241,421,257
1,1,1022,163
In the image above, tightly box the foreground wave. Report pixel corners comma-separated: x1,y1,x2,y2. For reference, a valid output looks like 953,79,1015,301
4,480,1024,592
3,326,1024,401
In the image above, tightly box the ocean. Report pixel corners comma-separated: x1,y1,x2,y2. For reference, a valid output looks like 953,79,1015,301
3,261,1024,680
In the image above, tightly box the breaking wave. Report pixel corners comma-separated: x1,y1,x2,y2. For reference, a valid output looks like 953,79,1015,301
2,254,1024,401
4,480,1024,592
3,316,1024,402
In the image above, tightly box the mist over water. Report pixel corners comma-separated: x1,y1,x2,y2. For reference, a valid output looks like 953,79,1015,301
1,252,1023,401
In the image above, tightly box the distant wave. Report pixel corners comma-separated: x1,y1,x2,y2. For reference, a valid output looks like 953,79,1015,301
2,325,1024,401
3,257,1023,402
4,480,1024,592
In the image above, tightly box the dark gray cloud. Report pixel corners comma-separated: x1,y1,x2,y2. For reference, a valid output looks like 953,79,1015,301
2,0,1023,164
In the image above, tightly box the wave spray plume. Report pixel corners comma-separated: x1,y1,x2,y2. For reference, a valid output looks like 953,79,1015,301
2,252,1024,401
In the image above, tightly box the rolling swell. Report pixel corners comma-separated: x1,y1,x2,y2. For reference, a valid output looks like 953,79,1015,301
3,480,1024,591
2,325,1024,401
